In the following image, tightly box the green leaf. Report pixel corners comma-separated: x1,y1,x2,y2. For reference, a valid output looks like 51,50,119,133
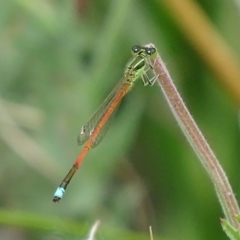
221,218,240,240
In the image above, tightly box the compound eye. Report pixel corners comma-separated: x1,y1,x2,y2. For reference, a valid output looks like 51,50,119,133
146,47,156,55
132,45,142,54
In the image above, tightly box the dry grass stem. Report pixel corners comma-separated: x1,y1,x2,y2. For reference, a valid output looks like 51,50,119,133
145,43,240,228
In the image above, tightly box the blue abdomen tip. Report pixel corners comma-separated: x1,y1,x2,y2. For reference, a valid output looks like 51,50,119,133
54,187,65,198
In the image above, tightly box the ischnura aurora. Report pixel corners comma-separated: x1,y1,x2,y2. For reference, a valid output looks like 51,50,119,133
53,45,157,202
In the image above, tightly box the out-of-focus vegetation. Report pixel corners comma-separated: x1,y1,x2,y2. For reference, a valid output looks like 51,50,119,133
1,0,240,239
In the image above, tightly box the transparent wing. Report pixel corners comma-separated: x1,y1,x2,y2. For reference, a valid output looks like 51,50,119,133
90,121,111,148
91,101,121,148
77,78,125,146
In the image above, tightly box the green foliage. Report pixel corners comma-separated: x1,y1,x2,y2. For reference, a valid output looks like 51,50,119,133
1,0,240,239
221,218,240,240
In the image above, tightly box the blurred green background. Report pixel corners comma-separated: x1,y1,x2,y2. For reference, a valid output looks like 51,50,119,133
1,0,240,239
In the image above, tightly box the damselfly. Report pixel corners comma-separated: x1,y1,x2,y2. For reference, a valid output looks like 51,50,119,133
53,45,157,202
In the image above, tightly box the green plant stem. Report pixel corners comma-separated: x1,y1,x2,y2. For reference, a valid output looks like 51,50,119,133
0,209,156,240
145,43,240,228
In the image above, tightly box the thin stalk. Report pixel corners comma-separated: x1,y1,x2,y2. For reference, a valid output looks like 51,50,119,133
145,43,240,228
